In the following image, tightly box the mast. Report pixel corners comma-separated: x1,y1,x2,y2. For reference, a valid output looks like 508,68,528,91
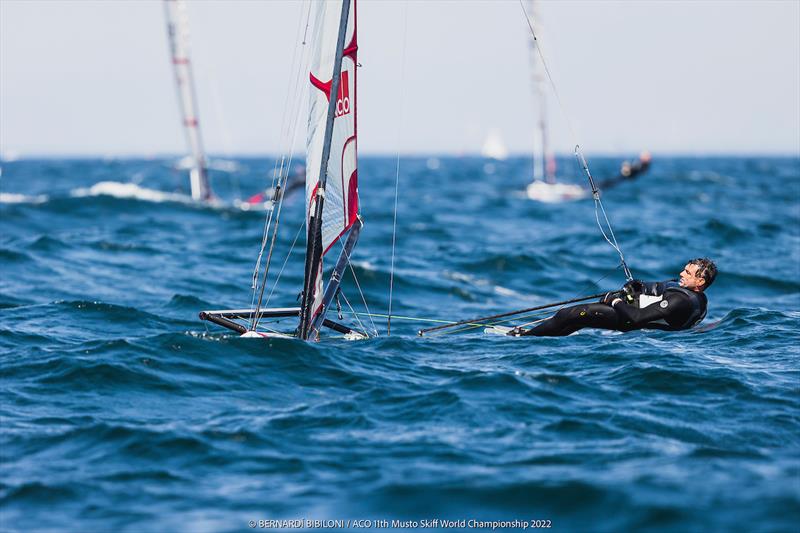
298,0,358,340
528,0,556,184
163,0,212,201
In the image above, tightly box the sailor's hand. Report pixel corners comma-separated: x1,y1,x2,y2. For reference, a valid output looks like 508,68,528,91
600,291,620,305
622,279,645,303
623,279,645,294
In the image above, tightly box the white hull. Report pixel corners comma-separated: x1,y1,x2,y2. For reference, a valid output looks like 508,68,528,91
526,180,587,203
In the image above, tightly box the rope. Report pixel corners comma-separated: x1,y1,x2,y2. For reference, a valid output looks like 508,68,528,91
339,238,379,337
338,290,370,338
340,311,498,326
301,0,313,45
518,0,633,281
424,309,554,337
424,264,623,337
264,219,306,307
387,1,409,336
251,3,315,329
575,146,633,280
249,1,310,325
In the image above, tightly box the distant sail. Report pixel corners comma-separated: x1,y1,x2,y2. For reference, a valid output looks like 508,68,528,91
163,0,211,201
481,128,509,160
528,0,556,183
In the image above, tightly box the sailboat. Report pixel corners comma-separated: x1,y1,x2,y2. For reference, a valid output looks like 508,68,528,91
163,0,213,202
200,0,367,341
523,0,585,203
523,1,651,203
481,128,509,161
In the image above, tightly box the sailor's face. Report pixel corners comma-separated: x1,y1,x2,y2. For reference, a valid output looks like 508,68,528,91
679,263,705,290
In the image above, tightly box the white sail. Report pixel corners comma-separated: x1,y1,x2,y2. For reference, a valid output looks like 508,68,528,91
163,0,211,201
528,0,556,183
302,0,359,338
306,0,358,256
481,128,508,160
199,0,367,341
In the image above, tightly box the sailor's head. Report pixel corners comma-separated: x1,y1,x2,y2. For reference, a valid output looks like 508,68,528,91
679,258,717,291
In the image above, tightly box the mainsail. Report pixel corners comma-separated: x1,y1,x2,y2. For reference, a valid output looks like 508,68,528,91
527,0,556,184
300,0,360,340
199,0,367,342
163,0,212,201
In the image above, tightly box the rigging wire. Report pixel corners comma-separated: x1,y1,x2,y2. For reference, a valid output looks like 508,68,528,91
425,264,624,337
518,0,633,281
338,236,380,337
576,149,633,280
251,1,316,329
338,289,370,338
264,219,306,307
248,0,311,321
387,0,409,336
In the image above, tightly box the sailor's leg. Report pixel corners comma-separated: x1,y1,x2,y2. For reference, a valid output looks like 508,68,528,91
520,303,619,337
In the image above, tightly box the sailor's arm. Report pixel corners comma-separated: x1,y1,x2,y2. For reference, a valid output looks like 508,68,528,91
611,291,691,328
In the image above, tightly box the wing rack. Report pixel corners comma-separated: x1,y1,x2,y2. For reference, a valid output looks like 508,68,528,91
199,307,358,336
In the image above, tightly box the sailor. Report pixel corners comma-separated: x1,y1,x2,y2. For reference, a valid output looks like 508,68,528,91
509,258,716,337
594,151,652,191
247,164,306,204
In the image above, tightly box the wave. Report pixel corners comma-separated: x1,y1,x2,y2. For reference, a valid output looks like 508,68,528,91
71,181,195,204
68,181,272,213
0,192,48,204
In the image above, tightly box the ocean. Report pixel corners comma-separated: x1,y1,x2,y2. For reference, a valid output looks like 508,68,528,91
1,155,798,532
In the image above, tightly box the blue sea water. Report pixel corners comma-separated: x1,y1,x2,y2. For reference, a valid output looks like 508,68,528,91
1,155,799,532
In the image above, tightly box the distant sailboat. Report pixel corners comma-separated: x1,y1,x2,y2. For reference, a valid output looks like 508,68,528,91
523,0,650,203
481,128,509,161
163,0,213,202
200,0,368,341
524,0,585,203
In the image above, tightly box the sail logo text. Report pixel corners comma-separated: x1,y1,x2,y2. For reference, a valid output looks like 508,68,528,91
335,71,351,117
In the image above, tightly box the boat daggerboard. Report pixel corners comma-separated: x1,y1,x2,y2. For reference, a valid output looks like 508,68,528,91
300,0,360,340
163,0,212,201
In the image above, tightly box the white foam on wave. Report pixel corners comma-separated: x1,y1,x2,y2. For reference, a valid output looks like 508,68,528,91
72,181,192,204
444,270,536,302
352,260,376,271
0,192,48,204
71,181,272,212
493,285,523,298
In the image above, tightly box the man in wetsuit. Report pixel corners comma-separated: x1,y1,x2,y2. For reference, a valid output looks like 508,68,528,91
509,258,716,337
594,151,652,191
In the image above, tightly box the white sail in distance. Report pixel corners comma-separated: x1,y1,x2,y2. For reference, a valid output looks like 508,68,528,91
163,0,212,201
528,0,556,183
481,128,509,160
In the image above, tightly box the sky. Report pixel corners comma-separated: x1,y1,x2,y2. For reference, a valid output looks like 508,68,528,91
1,0,799,158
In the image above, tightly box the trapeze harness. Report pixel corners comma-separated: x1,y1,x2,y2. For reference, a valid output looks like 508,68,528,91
522,281,707,337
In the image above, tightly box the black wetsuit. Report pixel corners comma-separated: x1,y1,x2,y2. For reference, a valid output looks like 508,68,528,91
520,280,707,337
594,158,651,191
